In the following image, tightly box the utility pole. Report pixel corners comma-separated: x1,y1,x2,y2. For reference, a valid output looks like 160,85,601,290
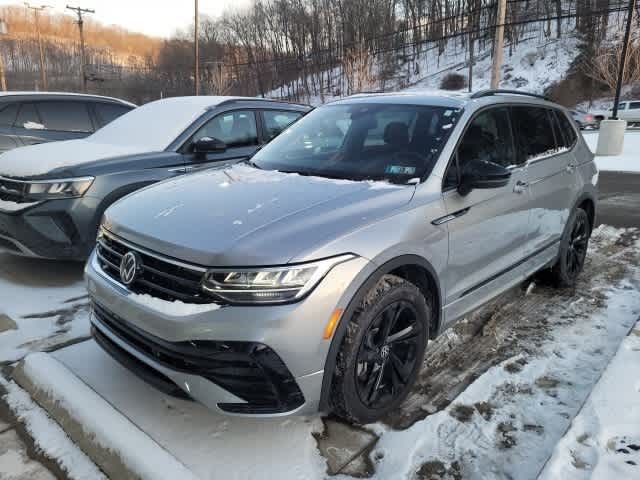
194,0,199,95
490,0,507,89
611,0,637,119
66,4,94,92
25,3,51,91
468,29,474,93
0,19,7,91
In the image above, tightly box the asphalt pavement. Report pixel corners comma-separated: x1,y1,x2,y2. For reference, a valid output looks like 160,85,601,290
597,171,640,228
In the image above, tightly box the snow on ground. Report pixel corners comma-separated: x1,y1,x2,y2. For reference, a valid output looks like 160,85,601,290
0,254,88,364
584,131,640,173
0,376,106,480
361,227,640,479
3,225,636,480
539,319,640,479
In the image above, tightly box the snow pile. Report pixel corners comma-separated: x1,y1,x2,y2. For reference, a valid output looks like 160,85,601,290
14,353,198,480
540,320,640,479
0,376,106,480
128,293,221,316
584,131,640,173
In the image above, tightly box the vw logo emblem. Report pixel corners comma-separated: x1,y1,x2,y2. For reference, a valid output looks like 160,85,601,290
380,345,390,360
120,251,142,286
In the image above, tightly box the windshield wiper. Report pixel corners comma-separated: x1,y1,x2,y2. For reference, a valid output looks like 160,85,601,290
243,158,263,170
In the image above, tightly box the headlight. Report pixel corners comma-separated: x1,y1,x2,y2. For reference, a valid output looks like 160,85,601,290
202,254,356,304
25,177,94,201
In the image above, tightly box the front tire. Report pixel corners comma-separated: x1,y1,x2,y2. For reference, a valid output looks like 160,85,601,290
549,208,591,287
329,274,430,424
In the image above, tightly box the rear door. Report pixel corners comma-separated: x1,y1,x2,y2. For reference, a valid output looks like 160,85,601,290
513,105,576,258
183,109,261,172
442,106,531,312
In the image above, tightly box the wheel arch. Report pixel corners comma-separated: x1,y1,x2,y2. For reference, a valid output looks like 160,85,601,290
318,254,442,412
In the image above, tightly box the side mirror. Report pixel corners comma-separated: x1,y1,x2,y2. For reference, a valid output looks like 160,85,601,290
193,136,226,156
458,158,511,196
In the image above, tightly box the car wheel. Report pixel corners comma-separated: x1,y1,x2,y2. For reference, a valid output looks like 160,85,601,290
549,208,591,287
329,274,430,424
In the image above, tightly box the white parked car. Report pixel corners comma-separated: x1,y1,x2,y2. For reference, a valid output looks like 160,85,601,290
592,100,640,127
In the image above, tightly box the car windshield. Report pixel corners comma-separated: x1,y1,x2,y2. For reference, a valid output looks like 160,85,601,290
251,103,462,183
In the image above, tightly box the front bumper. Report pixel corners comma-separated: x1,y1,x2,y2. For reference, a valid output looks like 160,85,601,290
0,196,99,260
85,250,371,416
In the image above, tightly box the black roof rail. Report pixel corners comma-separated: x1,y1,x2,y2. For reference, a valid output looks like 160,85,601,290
213,97,311,109
470,89,550,101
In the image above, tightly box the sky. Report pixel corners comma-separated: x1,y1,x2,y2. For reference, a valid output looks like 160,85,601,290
0,0,251,38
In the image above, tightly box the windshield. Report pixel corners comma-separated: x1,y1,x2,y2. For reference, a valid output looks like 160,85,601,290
252,103,462,183
86,98,210,150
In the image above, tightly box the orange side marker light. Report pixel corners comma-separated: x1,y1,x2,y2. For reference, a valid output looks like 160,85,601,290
323,308,343,340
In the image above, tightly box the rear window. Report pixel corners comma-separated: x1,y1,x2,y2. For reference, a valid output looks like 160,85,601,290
511,106,557,162
629,101,640,110
0,103,18,126
15,103,42,130
36,101,93,132
94,103,132,127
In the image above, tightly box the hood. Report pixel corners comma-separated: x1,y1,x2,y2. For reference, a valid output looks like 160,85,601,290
0,138,155,180
104,164,415,266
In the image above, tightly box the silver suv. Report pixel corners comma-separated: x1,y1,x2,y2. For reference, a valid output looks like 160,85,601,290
86,90,597,423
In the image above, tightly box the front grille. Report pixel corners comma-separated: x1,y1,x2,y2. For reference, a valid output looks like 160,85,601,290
0,177,27,202
96,230,210,304
92,303,305,414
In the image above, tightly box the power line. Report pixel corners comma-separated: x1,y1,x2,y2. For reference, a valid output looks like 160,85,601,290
66,4,94,92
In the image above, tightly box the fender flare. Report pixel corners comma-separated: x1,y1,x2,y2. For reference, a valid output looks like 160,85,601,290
318,254,442,411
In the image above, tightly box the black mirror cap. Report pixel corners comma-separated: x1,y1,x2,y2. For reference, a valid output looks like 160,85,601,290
193,136,227,154
458,159,511,196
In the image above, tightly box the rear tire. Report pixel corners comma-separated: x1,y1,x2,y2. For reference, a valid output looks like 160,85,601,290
329,274,430,424
549,208,591,287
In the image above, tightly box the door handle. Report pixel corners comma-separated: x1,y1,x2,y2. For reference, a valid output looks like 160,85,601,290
566,164,576,173
513,181,528,194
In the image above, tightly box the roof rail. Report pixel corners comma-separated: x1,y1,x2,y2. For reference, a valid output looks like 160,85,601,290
470,89,549,101
214,97,310,108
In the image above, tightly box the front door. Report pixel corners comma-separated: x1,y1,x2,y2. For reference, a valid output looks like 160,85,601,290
441,106,531,319
183,109,261,172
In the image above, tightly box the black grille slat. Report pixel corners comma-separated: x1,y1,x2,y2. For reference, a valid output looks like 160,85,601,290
96,232,210,304
91,303,305,414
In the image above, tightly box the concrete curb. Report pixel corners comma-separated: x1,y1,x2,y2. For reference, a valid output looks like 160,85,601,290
12,354,197,480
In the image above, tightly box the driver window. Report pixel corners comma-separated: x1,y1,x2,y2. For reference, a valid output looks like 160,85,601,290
444,107,514,189
191,110,258,148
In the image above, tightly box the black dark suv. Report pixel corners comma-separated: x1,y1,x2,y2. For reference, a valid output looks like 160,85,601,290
0,92,135,153
0,96,309,260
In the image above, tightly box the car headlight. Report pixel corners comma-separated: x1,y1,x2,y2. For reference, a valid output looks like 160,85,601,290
24,177,94,200
202,254,356,304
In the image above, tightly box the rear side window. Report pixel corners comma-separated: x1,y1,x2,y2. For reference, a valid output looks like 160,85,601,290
36,102,93,132
94,103,132,127
511,106,557,162
555,110,577,148
15,103,43,130
0,103,18,126
262,110,302,141
629,101,640,110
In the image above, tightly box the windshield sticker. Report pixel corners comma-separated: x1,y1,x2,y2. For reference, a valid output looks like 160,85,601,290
385,165,416,175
